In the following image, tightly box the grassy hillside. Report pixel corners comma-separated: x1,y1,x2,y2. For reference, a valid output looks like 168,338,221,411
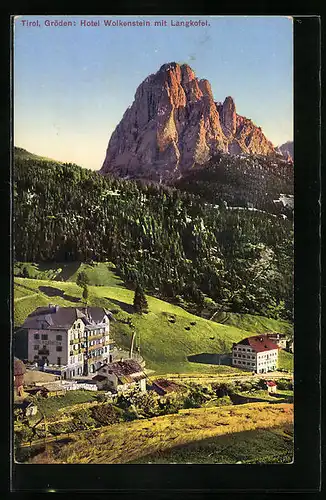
14,277,249,374
14,261,123,286
27,402,293,464
132,425,293,464
212,311,293,337
14,275,294,374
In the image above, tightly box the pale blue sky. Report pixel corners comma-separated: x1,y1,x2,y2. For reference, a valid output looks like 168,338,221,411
14,15,293,169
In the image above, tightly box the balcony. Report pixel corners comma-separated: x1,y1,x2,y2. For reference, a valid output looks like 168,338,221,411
88,333,103,341
70,339,80,345
89,343,104,352
104,339,115,345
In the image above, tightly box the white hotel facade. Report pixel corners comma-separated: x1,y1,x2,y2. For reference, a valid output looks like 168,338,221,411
23,305,114,379
232,335,279,373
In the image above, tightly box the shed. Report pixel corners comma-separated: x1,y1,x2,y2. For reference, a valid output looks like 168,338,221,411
151,379,183,396
266,380,277,394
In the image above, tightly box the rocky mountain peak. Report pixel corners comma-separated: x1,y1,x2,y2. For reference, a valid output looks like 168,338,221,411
100,63,276,181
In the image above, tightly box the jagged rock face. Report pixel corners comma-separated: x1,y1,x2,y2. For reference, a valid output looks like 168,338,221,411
278,141,293,162
100,62,276,181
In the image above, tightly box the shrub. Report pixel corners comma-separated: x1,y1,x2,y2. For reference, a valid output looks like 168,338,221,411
159,395,185,415
123,404,140,421
212,383,229,397
276,379,293,391
95,393,107,403
238,382,253,392
215,395,233,407
71,408,97,430
17,425,33,443
91,404,124,426
48,421,75,436
132,392,161,418
183,386,210,409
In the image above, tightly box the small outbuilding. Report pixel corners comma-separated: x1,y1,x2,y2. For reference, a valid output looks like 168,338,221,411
93,359,147,393
266,380,277,394
151,379,183,396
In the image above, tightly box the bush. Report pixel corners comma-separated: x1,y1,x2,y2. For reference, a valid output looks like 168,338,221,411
95,393,107,403
132,392,161,418
91,404,124,426
215,395,233,407
48,421,75,436
237,381,253,392
16,425,33,443
123,404,140,421
159,395,185,415
212,383,229,397
71,408,97,430
276,379,293,391
183,386,210,409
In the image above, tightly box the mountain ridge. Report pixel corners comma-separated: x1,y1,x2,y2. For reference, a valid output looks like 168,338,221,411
100,62,277,181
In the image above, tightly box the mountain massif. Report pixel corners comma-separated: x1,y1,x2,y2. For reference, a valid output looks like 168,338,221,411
100,62,277,181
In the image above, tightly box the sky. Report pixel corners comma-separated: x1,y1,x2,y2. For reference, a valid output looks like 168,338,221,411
14,15,293,170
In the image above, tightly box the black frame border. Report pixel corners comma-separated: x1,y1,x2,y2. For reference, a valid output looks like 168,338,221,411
1,10,321,495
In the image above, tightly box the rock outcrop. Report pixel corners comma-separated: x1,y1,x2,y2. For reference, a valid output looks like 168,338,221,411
100,62,276,181
278,141,293,162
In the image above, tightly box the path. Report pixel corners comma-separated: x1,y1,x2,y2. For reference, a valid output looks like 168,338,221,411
14,293,39,302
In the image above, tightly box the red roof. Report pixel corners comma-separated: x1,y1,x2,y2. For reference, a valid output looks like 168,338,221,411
266,381,277,387
235,335,279,353
153,379,182,394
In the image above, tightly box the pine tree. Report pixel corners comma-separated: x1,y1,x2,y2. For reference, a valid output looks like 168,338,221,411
76,271,90,289
82,285,89,305
133,284,148,314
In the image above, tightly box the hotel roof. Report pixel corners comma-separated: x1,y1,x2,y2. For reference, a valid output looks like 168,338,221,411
21,305,113,330
234,335,279,353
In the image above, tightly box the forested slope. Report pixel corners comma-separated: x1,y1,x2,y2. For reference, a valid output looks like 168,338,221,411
14,150,293,320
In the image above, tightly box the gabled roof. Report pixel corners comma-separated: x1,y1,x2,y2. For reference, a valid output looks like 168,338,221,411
234,335,279,353
152,379,182,394
97,359,144,376
21,306,112,330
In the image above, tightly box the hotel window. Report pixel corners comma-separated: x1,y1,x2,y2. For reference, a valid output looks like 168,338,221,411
56,346,62,352
34,355,39,360
56,334,62,341
34,345,39,350
41,334,48,340
34,334,39,340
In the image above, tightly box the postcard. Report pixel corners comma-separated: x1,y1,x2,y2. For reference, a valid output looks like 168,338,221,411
13,15,294,466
